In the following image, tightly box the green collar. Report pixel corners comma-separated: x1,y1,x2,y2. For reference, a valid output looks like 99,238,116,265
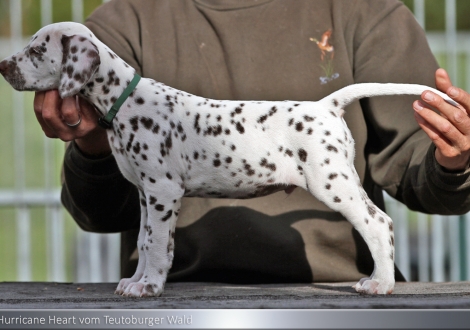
98,74,141,129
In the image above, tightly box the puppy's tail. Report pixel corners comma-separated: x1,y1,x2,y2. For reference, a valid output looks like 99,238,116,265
322,83,459,111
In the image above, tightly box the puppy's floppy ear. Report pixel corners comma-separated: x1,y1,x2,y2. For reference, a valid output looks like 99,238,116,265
59,34,100,99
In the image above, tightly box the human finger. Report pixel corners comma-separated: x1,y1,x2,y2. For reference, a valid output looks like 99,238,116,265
413,100,467,150
60,96,81,127
414,100,470,170
434,68,469,114
40,89,76,140
33,91,55,137
77,97,101,124
435,68,453,94
34,90,61,138
446,86,470,115
420,90,470,135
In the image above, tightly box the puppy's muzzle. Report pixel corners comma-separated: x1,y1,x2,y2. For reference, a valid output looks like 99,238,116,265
0,58,26,90
0,59,9,75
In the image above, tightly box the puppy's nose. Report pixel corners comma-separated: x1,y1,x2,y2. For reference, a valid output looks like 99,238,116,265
0,60,8,76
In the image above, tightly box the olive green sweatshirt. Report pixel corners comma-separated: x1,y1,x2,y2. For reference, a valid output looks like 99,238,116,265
62,0,470,282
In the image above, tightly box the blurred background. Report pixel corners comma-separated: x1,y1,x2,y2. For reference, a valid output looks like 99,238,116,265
0,0,469,283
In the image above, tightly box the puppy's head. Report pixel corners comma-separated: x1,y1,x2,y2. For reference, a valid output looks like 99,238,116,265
0,22,101,99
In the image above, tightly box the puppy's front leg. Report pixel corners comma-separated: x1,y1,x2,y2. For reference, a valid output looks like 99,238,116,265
123,181,182,297
115,189,148,295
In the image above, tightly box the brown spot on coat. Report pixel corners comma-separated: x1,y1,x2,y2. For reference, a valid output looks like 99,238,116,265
162,210,173,221
298,149,307,162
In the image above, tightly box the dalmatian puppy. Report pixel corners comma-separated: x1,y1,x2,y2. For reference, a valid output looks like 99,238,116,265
0,22,458,297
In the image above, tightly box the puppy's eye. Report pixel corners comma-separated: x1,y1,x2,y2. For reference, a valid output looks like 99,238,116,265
29,47,41,55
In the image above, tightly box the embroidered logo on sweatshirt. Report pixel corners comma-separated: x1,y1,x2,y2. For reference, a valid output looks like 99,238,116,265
310,29,339,85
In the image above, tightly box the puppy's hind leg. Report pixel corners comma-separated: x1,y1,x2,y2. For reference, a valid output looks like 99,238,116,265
304,162,395,294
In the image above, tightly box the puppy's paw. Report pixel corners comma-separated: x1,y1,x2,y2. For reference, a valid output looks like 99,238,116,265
115,277,140,295
353,277,394,295
123,281,164,297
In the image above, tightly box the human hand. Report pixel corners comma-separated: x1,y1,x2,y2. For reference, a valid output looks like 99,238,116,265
33,90,111,157
413,68,470,171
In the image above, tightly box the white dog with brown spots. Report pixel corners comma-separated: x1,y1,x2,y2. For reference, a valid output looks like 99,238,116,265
0,22,458,297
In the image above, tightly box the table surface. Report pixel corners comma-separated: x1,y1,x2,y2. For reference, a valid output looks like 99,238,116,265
1,281,470,309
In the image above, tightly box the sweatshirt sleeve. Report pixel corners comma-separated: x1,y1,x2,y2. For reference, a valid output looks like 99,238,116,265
351,0,470,214
61,142,141,232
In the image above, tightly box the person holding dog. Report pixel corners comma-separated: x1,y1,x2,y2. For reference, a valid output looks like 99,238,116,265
33,0,470,284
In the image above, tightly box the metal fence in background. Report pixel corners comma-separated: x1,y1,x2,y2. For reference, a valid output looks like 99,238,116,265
0,0,469,283
393,0,470,282
0,0,119,283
